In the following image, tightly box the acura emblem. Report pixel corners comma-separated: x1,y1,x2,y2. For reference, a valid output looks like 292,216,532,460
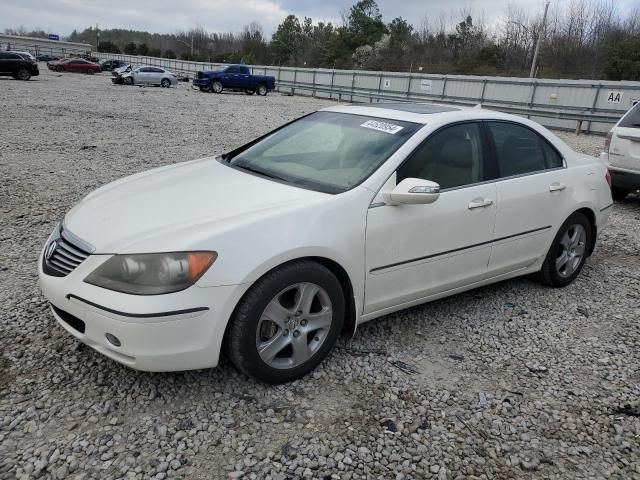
45,240,57,261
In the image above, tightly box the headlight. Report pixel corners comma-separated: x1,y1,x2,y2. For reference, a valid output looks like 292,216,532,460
84,252,217,295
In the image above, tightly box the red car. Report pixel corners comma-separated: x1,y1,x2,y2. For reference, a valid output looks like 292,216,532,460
47,58,101,74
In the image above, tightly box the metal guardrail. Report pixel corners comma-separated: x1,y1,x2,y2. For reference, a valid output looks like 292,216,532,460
96,52,640,134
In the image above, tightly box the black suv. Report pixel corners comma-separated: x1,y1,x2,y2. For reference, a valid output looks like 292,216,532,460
0,51,39,80
99,59,127,71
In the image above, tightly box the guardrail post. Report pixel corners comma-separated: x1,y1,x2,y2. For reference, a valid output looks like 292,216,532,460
586,83,602,134
376,74,383,103
292,69,297,96
441,76,448,100
480,79,488,105
330,69,335,101
528,81,538,118
277,66,282,93
312,70,316,98
350,72,356,103
405,73,412,100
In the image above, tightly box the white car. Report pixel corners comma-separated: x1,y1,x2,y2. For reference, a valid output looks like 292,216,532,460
113,66,177,87
38,103,613,383
602,102,640,200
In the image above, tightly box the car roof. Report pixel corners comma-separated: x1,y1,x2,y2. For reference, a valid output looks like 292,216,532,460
322,102,522,125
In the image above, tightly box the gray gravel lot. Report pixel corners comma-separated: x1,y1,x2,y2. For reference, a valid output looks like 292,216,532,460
1,68,639,480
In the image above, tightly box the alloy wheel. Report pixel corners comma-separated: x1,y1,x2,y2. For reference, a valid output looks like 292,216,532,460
17,69,30,81
255,282,333,369
556,224,587,278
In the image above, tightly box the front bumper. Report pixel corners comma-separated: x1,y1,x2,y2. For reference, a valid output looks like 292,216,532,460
192,78,210,87
38,250,249,372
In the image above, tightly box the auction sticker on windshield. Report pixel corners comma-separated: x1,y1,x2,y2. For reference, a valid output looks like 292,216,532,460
360,119,404,134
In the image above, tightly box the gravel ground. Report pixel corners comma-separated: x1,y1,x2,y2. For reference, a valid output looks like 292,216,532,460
1,68,639,480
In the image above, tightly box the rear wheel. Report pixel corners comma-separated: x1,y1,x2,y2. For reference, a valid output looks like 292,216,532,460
16,69,31,81
537,212,591,288
86,69,94,75
225,261,345,384
161,78,171,88
611,187,629,201
212,80,223,93
256,83,268,96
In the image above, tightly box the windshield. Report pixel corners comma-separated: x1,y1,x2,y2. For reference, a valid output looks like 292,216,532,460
228,111,419,193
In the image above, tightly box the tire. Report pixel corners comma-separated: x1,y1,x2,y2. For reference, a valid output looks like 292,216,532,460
244,88,255,95
55,66,63,72
86,69,94,75
256,83,268,96
16,69,31,81
199,86,210,92
161,78,171,88
225,261,345,384
611,187,629,201
211,80,223,93
124,77,133,85
537,212,592,288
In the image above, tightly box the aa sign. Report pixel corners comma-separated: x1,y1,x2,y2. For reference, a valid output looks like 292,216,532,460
607,91,622,103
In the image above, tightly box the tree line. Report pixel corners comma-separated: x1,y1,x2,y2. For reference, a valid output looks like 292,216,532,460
5,0,640,80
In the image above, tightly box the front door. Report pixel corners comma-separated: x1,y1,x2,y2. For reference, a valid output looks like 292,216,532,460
364,122,497,315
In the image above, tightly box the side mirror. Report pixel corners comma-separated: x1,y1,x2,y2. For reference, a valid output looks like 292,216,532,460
383,178,440,205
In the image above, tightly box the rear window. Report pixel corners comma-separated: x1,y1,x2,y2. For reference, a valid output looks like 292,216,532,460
620,103,640,128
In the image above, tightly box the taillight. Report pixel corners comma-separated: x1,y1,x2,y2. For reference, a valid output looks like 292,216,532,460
605,171,612,188
605,130,613,152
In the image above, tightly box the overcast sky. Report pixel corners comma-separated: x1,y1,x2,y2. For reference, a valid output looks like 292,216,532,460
2,0,638,37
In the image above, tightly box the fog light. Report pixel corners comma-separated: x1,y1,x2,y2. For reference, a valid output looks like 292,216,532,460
105,333,121,347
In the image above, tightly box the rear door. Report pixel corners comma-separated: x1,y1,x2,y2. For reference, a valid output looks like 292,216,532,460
0,52,14,74
485,121,569,276
610,103,640,174
147,67,164,85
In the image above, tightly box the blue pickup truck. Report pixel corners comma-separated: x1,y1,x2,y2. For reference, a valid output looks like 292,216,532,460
192,65,276,96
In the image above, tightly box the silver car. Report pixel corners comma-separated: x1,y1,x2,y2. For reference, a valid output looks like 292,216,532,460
116,66,177,87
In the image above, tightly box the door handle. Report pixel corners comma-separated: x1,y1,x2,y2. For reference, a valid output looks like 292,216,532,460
549,182,567,192
468,198,494,209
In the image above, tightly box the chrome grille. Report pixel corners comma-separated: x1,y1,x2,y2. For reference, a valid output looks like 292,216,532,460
44,226,92,277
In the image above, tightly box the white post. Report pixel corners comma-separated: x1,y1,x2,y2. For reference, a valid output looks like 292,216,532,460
530,1,550,78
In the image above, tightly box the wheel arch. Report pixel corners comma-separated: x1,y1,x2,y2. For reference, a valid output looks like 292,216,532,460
571,206,597,256
223,256,358,343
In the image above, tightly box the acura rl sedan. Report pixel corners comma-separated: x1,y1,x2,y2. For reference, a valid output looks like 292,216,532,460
39,103,613,383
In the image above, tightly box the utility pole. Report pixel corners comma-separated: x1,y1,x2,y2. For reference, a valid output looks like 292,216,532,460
530,1,550,78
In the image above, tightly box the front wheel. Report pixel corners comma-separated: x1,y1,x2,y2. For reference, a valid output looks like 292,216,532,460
244,88,255,95
16,69,31,81
611,187,629,201
537,212,592,288
256,84,268,96
211,80,223,93
124,77,133,85
225,261,345,384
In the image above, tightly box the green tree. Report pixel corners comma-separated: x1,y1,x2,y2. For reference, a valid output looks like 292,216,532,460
604,36,640,81
148,48,161,58
347,0,386,47
123,42,137,55
97,41,120,54
163,49,176,59
270,15,302,65
137,43,149,56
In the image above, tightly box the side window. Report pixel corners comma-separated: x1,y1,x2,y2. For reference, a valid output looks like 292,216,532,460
0,53,8,59
488,122,562,176
397,123,485,190
6,53,21,60
239,66,250,75
620,103,640,129
226,66,239,74
139,67,151,72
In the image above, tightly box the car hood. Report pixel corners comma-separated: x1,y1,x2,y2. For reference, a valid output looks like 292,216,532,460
64,157,327,253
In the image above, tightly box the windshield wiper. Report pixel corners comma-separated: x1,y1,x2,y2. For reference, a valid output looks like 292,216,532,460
235,163,289,182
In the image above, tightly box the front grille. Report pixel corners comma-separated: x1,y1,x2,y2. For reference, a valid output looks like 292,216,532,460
51,304,86,333
44,227,92,277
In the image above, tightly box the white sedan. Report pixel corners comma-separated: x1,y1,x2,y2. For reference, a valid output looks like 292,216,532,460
113,66,177,87
39,103,613,383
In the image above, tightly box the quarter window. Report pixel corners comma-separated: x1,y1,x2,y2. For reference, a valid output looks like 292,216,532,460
487,122,562,177
397,123,485,190
620,103,640,128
